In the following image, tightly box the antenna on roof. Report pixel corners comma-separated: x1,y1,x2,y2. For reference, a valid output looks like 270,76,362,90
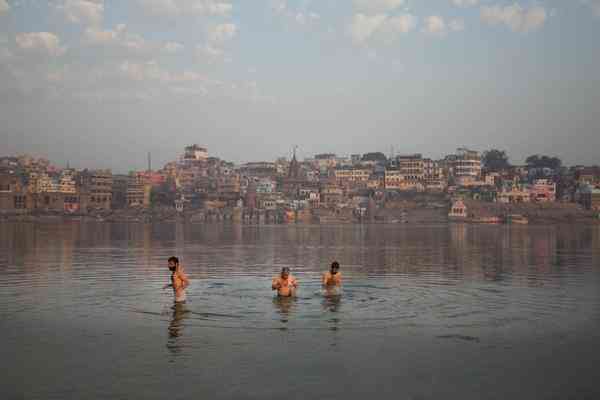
147,152,152,172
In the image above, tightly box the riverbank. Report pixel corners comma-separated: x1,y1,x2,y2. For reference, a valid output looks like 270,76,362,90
1,202,598,225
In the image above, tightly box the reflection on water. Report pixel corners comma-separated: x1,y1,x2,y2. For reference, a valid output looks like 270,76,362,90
273,296,296,325
1,222,600,399
322,291,342,313
167,302,190,357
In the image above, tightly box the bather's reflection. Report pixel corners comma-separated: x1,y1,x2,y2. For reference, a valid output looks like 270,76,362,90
321,288,342,338
166,302,190,355
273,296,296,325
322,290,342,313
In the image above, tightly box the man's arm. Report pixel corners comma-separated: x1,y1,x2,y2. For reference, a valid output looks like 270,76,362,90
291,277,298,288
180,272,190,289
272,278,280,290
321,273,329,286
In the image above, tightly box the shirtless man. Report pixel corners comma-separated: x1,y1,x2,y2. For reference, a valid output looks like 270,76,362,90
322,261,342,288
272,267,298,297
163,256,190,303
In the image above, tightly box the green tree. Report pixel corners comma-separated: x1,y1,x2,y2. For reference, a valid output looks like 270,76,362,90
482,149,511,172
526,154,562,170
361,152,387,162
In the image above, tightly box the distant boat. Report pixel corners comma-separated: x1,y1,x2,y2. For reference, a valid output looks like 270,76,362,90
506,214,529,224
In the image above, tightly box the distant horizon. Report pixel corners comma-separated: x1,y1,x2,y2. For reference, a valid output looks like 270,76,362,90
2,146,596,176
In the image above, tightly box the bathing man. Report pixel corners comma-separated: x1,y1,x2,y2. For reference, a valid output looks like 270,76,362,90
272,267,298,297
322,261,342,288
163,256,190,303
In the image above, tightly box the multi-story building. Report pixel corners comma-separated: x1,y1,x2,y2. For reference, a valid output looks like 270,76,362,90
83,169,113,210
31,172,58,194
530,179,556,202
217,175,241,204
313,153,337,172
448,148,482,186
256,178,276,194
240,162,277,178
58,169,77,194
320,184,344,206
384,169,404,190
578,184,600,210
576,167,600,186
423,158,446,190
498,183,530,203
126,173,151,208
396,154,425,190
111,174,129,209
397,154,424,179
182,144,208,164
333,167,371,186
0,173,30,211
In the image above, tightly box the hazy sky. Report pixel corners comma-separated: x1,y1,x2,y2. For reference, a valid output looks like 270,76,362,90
1,0,599,173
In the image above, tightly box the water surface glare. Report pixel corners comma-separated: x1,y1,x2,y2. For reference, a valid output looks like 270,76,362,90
1,222,600,399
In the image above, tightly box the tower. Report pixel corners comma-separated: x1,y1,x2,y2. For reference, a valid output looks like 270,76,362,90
288,145,300,179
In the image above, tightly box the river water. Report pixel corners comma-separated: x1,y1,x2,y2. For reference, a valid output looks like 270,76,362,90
1,222,599,399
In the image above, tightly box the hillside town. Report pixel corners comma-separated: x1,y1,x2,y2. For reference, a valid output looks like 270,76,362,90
1,146,599,224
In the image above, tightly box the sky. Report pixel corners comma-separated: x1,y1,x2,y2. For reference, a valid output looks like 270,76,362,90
1,0,599,173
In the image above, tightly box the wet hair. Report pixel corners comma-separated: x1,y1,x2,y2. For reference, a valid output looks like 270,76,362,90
281,267,290,274
331,261,340,270
168,256,179,265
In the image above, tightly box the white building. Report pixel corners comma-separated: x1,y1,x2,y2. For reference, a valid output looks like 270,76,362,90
449,148,482,186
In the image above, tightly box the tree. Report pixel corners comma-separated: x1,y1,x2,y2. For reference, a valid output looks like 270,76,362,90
482,149,510,172
361,152,387,162
526,154,562,170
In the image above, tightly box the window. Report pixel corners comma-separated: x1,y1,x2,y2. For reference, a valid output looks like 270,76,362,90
14,196,26,209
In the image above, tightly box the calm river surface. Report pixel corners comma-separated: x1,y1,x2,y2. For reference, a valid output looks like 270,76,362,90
1,222,600,400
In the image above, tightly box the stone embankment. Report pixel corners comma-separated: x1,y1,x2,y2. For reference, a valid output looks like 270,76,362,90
462,200,599,224
1,201,598,224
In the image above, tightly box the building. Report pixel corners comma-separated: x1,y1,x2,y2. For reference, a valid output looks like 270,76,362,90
448,148,482,186
384,168,424,191
0,173,30,212
126,173,151,208
397,154,424,182
84,169,113,210
320,184,344,207
449,199,467,219
333,167,371,187
313,153,337,172
578,185,600,211
30,172,58,194
576,167,600,186
111,174,130,209
423,158,446,191
217,175,241,204
256,178,276,194
498,184,530,203
58,169,77,194
182,144,208,164
384,169,404,190
530,179,556,202
240,162,277,178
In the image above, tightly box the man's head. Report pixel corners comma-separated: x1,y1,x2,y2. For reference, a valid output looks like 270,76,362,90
168,256,179,272
330,261,340,275
281,267,290,279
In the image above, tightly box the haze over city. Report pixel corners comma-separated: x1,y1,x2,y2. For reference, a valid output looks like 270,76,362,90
1,0,599,173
